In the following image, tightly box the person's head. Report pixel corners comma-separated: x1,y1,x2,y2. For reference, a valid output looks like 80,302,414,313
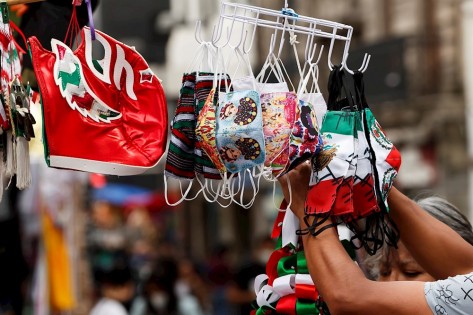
253,236,275,265
92,201,122,229
96,267,134,302
365,196,473,282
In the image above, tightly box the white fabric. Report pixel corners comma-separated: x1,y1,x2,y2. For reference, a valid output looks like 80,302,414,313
424,272,473,315
90,298,128,315
300,92,327,128
282,208,300,248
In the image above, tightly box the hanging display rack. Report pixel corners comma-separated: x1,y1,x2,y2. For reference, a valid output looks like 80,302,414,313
195,1,370,73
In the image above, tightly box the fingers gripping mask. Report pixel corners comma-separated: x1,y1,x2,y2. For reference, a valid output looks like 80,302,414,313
29,27,168,175
216,90,265,173
260,92,297,176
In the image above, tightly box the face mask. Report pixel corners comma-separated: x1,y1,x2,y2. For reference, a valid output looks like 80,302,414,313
194,72,232,179
165,73,197,180
353,71,401,214
196,88,226,175
216,90,265,173
260,91,297,176
285,98,323,173
305,66,357,216
150,292,169,311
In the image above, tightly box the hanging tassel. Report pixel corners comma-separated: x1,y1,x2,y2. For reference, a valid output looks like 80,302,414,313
5,130,15,177
15,135,30,189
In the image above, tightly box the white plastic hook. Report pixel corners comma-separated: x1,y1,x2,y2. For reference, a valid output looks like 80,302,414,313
195,20,204,44
327,27,339,70
342,52,371,74
242,11,260,54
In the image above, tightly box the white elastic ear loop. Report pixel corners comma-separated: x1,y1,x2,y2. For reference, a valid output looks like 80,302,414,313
272,177,292,212
289,30,306,94
262,54,285,85
164,175,194,206
196,176,219,203
275,56,296,92
244,168,260,209
228,172,241,200
186,42,207,74
230,171,245,208
207,177,222,196
241,49,257,91
297,62,315,100
236,169,257,209
215,177,234,208
256,50,273,83
310,64,321,94
229,47,244,87
180,174,205,201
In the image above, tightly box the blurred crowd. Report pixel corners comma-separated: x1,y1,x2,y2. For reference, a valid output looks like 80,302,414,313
87,199,274,315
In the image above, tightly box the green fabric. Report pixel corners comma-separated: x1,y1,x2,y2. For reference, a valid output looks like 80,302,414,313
296,299,319,314
58,64,81,90
320,111,356,136
296,252,309,274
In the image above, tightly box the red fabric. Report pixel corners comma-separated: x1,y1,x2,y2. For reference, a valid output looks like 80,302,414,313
331,176,354,216
266,248,292,285
29,27,168,174
305,178,342,214
353,174,379,217
271,200,288,239
275,295,297,314
295,284,319,301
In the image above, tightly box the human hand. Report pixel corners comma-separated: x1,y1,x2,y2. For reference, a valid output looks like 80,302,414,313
278,161,312,221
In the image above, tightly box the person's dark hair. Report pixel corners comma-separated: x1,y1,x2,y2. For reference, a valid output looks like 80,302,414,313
96,266,132,287
363,196,473,279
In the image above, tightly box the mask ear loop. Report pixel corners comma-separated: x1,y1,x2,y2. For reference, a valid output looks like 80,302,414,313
234,169,258,209
310,64,321,94
186,41,207,74
221,172,236,200
272,176,292,212
164,175,194,206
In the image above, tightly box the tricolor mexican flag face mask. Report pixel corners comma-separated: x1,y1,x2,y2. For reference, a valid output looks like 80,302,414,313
28,27,168,175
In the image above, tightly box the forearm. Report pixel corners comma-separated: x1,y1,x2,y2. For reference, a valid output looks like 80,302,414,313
388,187,473,279
300,221,430,315
301,225,367,308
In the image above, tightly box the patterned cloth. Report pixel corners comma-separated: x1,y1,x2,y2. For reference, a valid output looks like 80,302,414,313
260,92,297,174
194,72,232,179
216,90,265,173
165,73,197,179
424,272,473,315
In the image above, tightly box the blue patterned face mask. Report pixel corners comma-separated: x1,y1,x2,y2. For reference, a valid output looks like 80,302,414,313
216,90,266,173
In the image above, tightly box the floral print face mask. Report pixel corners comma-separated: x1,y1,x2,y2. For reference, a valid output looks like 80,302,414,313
260,92,297,176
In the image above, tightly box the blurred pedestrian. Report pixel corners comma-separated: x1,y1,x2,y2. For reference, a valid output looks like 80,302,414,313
207,245,234,314
91,267,135,315
226,237,274,315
